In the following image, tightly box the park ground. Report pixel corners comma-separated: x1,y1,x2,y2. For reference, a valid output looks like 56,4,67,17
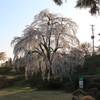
0,87,72,100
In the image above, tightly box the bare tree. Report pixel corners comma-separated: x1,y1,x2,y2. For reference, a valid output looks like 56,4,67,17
11,9,84,80
80,42,92,57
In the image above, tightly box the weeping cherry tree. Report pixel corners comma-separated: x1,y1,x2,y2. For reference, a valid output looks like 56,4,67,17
11,9,84,80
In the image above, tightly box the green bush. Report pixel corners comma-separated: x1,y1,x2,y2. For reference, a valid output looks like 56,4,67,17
96,92,100,100
64,82,75,92
87,87,99,98
87,82,100,90
0,76,15,89
0,67,12,75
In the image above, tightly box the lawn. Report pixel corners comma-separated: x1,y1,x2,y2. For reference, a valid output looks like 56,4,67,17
0,87,72,100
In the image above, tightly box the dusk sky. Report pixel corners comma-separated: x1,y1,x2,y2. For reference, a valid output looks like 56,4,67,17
0,0,100,58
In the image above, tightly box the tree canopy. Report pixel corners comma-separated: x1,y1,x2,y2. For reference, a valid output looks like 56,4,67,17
53,0,100,15
76,0,100,15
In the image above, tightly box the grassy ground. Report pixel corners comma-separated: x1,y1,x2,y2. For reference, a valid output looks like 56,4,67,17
0,87,72,100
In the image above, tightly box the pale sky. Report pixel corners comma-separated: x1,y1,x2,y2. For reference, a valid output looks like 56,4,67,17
0,0,100,58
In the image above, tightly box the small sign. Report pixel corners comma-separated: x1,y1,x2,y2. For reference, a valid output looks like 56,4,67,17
79,77,84,89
